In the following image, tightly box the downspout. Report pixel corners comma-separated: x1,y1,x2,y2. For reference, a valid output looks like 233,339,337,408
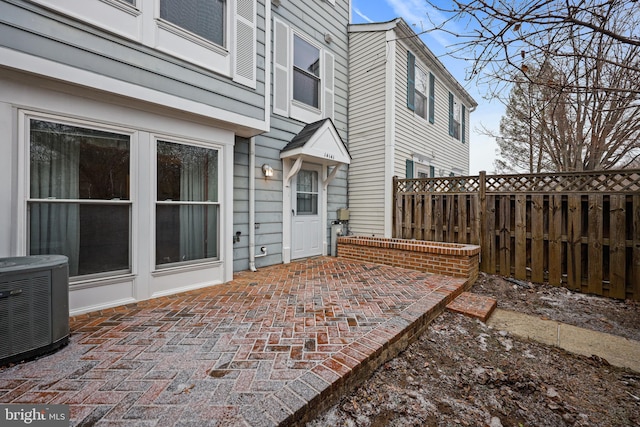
249,136,257,272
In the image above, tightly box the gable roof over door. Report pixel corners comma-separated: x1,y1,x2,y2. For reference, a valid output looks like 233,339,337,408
280,119,351,166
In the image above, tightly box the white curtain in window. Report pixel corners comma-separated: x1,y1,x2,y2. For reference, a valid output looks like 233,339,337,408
179,160,203,261
179,149,218,261
30,126,80,275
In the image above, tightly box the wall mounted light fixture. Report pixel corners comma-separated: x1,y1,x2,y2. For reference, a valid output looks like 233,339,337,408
262,164,274,178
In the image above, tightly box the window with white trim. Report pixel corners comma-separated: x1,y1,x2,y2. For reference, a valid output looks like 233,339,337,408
155,140,220,267
27,0,141,41
293,35,321,109
407,51,435,124
406,159,435,178
28,0,256,87
415,163,435,178
27,118,132,278
449,92,464,141
160,0,226,47
154,0,256,86
273,18,335,123
415,67,429,121
454,98,461,139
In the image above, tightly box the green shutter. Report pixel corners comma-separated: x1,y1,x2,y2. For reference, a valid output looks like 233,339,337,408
429,165,435,177
406,159,414,178
462,104,466,143
407,52,415,111
428,72,435,124
448,92,454,136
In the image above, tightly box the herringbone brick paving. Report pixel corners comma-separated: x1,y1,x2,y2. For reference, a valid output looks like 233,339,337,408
0,257,467,426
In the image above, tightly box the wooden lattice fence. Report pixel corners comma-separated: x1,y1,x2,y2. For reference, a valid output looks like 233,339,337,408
392,169,640,300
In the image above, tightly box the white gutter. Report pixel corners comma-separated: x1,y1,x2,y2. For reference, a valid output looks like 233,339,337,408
249,136,257,272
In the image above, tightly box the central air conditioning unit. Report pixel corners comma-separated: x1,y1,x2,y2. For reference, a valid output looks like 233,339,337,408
0,255,70,366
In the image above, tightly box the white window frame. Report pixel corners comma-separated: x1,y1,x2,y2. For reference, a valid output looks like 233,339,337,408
415,163,432,178
156,0,226,48
412,154,435,178
29,0,256,86
19,111,137,282
414,65,430,122
152,135,223,271
449,93,462,140
292,34,321,111
453,97,461,138
290,31,324,123
154,0,232,77
27,0,142,41
273,18,334,123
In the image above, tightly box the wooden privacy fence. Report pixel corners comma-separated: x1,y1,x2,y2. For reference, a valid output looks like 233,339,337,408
392,169,640,300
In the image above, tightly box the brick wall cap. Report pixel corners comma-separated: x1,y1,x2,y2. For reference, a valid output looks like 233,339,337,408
337,236,480,256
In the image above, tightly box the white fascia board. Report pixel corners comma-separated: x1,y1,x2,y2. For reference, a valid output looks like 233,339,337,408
0,47,269,135
348,19,401,33
280,123,351,165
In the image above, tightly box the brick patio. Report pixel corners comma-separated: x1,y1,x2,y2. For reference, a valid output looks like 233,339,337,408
0,257,468,426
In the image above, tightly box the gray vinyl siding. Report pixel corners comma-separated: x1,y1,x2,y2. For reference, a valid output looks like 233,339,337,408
1,0,267,127
347,30,388,236
394,40,470,178
233,133,286,271
253,136,284,267
232,0,349,270
233,138,251,272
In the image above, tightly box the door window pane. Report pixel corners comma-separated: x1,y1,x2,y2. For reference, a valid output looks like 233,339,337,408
296,170,318,215
160,0,225,46
156,141,220,267
28,119,131,277
293,35,320,108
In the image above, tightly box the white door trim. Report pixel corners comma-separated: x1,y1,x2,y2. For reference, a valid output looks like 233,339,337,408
282,159,328,263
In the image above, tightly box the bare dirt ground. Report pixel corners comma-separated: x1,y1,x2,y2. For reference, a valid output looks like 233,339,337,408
308,274,640,427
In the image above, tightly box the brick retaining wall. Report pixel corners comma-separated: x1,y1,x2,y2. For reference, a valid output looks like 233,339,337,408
337,236,480,285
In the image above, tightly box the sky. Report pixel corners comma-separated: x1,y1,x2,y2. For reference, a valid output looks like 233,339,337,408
350,0,503,175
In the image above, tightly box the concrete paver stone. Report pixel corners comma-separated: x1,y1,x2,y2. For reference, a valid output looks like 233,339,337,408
487,308,640,373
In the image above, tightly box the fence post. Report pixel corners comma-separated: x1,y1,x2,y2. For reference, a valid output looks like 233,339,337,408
478,171,487,271
392,176,398,238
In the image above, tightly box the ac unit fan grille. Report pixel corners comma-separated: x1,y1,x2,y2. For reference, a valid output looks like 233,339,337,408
0,272,52,359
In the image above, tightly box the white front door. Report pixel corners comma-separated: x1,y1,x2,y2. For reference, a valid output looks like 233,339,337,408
292,165,323,259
